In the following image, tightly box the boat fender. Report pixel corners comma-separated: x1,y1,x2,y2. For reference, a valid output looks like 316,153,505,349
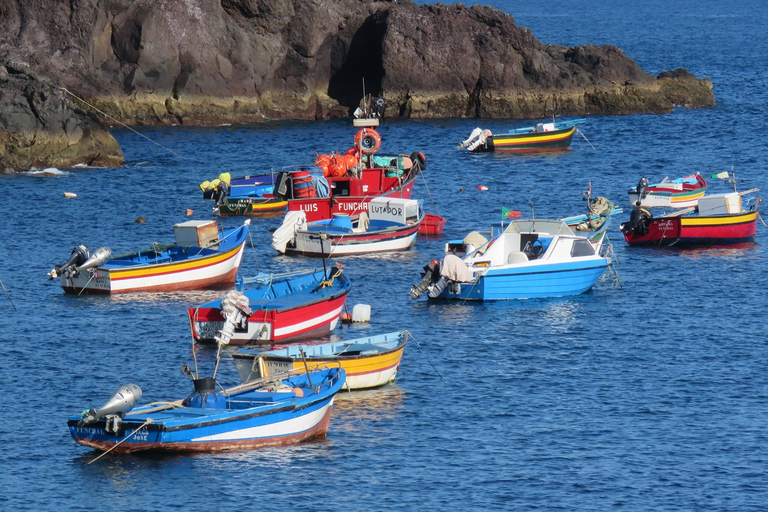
48,244,90,279
355,128,382,155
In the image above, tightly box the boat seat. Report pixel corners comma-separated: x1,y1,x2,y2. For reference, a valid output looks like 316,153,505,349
506,251,528,264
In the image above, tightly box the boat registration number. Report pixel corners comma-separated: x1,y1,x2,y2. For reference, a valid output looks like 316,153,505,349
198,321,224,338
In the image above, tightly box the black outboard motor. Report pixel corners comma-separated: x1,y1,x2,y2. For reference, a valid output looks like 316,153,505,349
48,244,90,280
410,259,440,299
620,207,653,236
634,177,650,204
216,180,230,205
272,170,293,200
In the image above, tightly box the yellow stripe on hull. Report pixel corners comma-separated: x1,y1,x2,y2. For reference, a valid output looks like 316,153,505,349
680,211,757,227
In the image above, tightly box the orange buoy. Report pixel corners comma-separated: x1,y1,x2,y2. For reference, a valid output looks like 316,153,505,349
354,128,382,155
344,153,358,168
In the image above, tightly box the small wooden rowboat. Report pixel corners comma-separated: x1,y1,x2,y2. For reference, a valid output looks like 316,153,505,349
232,330,409,391
188,266,351,345
67,367,345,454
48,220,250,294
627,173,707,208
418,213,446,236
458,118,585,153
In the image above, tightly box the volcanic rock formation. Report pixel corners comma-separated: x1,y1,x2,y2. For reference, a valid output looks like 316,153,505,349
0,0,714,172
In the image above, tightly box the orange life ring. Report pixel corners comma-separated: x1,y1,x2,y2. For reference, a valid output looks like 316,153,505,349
354,128,382,155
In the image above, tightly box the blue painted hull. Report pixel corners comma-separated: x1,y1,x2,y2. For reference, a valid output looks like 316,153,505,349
436,260,609,301
68,368,345,454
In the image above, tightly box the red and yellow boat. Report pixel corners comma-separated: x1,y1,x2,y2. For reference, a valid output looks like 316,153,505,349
621,191,760,247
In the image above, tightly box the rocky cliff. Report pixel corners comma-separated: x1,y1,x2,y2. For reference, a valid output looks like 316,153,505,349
0,0,715,172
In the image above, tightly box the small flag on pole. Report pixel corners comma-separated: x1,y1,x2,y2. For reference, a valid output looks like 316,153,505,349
502,207,522,219
711,171,729,180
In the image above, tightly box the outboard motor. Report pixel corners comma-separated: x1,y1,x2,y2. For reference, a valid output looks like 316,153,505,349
410,259,440,299
635,177,650,204
78,384,143,426
48,244,89,280
76,247,111,273
183,377,227,409
216,180,230,205
620,207,653,235
272,170,292,200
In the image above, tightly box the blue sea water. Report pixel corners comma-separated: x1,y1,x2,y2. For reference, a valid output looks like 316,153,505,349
2,0,768,510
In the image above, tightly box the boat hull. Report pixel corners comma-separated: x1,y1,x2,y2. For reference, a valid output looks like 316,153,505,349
286,223,420,257
217,197,288,217
435,259,609,301
287,170,417,222
59,228,249,295
486,125,577,153
623,210,758,247
68,368,344,454
189,269,351,345
233,332,408,390
628,174,707,208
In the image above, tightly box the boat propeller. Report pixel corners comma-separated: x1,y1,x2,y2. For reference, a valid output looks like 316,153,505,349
410,259,440,299
77,384,142,426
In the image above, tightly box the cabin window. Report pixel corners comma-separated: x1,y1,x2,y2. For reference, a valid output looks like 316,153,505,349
570,239,595,257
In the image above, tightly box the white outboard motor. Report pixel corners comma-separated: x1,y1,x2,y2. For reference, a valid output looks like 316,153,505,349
75,247,111,273
48,244,90,279
215,290,252,345
78,384,143,426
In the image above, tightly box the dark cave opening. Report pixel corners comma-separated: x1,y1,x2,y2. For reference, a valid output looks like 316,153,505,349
328,16,385,115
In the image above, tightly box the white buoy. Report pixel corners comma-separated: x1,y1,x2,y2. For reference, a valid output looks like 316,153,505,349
63,192,77,198
351,304,371,322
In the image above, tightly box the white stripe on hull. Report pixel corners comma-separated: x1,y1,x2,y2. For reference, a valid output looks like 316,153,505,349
191,401,333,442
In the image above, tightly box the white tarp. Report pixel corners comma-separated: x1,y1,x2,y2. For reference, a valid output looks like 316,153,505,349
271,210,306,253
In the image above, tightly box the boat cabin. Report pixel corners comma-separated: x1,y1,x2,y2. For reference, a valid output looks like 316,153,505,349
463,220,599,269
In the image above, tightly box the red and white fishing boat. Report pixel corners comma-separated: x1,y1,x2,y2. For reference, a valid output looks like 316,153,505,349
273,197,424,257
627,173,707,208
48,220,250,294
271,110,425,222
188,266,351,345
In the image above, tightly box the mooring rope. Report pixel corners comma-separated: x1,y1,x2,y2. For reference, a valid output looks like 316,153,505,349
59,87,191,162
87,418,153,464
404,330,442,379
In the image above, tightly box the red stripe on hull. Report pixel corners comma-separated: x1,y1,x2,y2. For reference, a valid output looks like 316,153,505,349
189,293,348,344
62,268,240,295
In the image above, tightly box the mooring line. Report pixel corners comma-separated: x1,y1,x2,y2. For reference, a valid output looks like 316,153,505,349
59,87,191,162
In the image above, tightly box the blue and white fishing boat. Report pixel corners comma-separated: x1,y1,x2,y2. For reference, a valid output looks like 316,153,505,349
48,219,251,294
67,366,346,454
410,218,612,301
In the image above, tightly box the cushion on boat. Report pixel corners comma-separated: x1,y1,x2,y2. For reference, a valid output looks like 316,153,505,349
507,251,528,264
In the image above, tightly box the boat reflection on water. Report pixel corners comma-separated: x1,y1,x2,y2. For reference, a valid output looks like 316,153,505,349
676,242,759,261
332,384,406,431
